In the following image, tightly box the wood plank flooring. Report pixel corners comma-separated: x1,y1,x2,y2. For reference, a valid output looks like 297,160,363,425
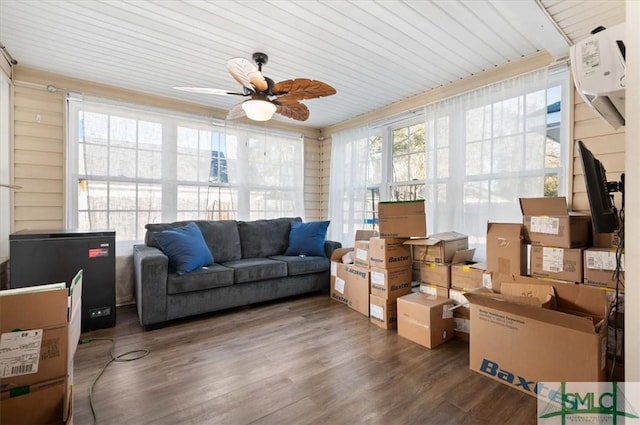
73,293,537,425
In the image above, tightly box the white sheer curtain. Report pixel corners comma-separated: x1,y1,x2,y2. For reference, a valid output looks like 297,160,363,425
424,68,549,257
328,125,372,246
223,122,305,221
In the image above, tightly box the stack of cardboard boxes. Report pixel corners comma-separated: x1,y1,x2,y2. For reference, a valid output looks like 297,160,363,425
0,270,82,424
584,223,625,380
521,197,591,283
464,197,615,396
404,232,478,342
374,201,455,349
368,237,412,329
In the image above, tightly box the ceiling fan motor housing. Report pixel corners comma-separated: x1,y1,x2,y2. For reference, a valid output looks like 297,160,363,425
252,52,268,69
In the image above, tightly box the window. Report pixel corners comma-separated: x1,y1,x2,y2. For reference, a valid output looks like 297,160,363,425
68,99,304,242
329,66,570,255
389,122,426,201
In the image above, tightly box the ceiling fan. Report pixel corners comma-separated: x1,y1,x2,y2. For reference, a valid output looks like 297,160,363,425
174,52,336,122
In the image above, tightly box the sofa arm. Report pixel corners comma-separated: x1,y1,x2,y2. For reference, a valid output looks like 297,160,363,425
133,244,169,328
324,240,342,258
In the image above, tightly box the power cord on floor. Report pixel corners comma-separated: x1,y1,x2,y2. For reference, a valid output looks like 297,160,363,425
79,337,150,425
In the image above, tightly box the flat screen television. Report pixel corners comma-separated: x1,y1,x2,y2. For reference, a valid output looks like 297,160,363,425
577,140,621,233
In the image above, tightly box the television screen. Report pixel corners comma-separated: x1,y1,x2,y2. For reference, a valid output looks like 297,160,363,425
577,140,619,233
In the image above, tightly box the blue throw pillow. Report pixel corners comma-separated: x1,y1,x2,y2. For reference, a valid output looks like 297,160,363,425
285,221,330,257
154,222,213,275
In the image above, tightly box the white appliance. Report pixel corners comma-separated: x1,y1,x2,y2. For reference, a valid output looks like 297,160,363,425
570,23,626,129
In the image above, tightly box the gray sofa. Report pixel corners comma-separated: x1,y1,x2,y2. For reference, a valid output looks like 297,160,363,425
133,217,340,329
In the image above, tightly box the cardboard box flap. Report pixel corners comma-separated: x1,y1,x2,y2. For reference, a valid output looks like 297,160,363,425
508,276,608,317
500,282,558,310
469,261,487,271
487,222,523,240
464,292,599,334
403,231,467,246
452,248,475,264
519,197,568,217
355,230,377,241
0,285,69,330
331,247,354,262
501,294,554,308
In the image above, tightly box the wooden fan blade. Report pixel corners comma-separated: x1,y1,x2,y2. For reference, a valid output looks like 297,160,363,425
271,79,336,101
275,100,309,121
173,87,245,96
226,58,268,92
226,102,246,120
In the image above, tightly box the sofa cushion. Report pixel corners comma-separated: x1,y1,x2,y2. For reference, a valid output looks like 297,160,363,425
238,217,302,258
154,222,213,275
269,255,331,276
222,258,287,283
195,220,242,263
285,221,330,257
167,264,234,295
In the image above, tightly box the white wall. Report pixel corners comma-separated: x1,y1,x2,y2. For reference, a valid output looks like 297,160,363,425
625,0,639,381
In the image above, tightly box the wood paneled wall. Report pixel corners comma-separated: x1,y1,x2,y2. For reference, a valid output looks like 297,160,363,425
571,89,626,212
320,137,332,219
12,84,65,231
303,138,323,221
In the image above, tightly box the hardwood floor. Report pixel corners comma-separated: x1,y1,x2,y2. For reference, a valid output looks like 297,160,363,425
73,293,537,425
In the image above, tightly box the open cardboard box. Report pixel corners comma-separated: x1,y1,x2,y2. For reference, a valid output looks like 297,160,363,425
464,276,608,396
330,247,370,317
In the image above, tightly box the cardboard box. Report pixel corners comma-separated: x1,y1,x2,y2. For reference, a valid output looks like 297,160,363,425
593,230,621,249
330,248,370,316
370,266,412,301
464,276,608,397
369,294,397,329
368,237,411,269
520,197,591,248
419,284,449,299
450,249,488,291
530,246,583,283
404,231,468,264
397,292,454,349
583,247,625,289
0,377,67,425
378,200,427,238
486,223,527,286
0,284,70,390
353,240,371,267
419,262,450,288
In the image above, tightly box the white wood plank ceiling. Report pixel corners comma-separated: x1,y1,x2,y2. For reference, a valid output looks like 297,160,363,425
0,0,625,130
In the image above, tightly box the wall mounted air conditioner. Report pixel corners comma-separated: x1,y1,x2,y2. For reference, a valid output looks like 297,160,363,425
570,22,625,129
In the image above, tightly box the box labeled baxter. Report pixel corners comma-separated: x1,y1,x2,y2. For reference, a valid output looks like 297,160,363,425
464,276,607,396
369,266,412,301
368,237,411,269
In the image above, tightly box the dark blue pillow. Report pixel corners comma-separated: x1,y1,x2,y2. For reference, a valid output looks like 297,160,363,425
154,222,213,275
285,221,330,257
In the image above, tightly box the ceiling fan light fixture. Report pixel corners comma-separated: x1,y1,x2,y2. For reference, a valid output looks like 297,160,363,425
242,99,276,121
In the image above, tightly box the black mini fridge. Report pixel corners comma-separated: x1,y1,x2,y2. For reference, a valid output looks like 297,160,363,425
9,229,116,332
